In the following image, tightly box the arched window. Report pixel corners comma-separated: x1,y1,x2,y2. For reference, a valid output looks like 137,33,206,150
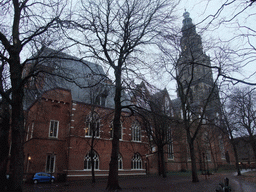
118,154,123,170
131,153,142,169
131,120,141,142
84,112,100,137
110,120,122,140
84,150,99,170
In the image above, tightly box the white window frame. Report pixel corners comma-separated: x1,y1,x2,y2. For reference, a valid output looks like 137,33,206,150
45,154,56,173
205,150,211,161
219,135,226,160
167,128,174,160
168,143,174,160
118,154,123,170
85,121,100,137
26,125,30,141
84,150,99,170
131,121,141,142
30,122,34,139
96,94,106,107
49,120,59,138
131,153,142,169
84,113,100,138
110,121,123,140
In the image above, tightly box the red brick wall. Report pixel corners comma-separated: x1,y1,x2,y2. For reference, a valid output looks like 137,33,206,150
67,100,150,172
24,88,150,179
23,88,233,180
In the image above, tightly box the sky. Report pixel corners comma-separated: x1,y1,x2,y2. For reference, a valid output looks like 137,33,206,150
3,0,255,99
163,0,256,98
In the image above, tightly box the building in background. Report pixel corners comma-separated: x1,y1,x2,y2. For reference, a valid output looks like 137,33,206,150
234,136,256,169
22,12,233,182
23,48,150,181
171,11,232,172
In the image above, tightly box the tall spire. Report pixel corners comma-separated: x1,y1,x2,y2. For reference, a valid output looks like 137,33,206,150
180,10,203,55
181,10,196,36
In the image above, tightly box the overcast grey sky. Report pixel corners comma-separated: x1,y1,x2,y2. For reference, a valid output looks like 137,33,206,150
162,0,256,98
177,0,256,81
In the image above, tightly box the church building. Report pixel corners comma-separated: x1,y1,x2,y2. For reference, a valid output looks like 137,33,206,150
22,12,233,182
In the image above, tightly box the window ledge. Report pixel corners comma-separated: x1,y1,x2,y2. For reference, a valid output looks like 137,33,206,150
131,140,142,143
85,136,100,138
48,137,58,139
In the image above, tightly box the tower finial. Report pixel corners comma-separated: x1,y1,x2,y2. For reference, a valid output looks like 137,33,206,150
183,10,190,19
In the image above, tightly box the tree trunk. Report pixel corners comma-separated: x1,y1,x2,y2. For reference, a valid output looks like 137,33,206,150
9,93,24,191
91,138,95,183
106,67,122,190
209,140,217,172
231,139,241,176
0,98,10,191
189,142,199,182
160,146,166,178
9,51,25,191
196,141,203,172
157,149,161,176
107,135,120,190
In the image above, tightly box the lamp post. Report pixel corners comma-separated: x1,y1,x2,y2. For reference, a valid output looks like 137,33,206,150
27,155,31,173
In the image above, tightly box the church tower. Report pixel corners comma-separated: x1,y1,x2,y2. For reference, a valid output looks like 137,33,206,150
177,11,220,120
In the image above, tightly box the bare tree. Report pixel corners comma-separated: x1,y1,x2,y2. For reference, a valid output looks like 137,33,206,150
157,10,224,182
151,0,256,183
228,87,256,160
219,94,242,176
133,82,177,178
85,82,109,183
195,0,256,86
62,0,179,190
0,49,11,191
0,1,68,190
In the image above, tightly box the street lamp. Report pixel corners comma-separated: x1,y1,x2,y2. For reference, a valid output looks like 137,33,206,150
27,155,31,173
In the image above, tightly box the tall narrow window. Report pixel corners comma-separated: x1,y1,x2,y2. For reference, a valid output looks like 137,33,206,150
26,125,30,141
46,154,55,173
84,150,99,170
30,121,34,139
131,153,142,169
118,154,123,170
167,129,174,160
49,120,59,138
219,136,225,159
29,76,35,87
85,113,100,137
95,94,107,107
131,121,141,142
168,143,174,160
205,150,211,161
110,121,122,140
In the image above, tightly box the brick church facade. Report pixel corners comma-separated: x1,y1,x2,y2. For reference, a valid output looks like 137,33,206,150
24,88,150,181
22,12,233,181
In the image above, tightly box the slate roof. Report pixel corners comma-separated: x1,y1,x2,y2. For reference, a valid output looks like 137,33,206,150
23,47,129,110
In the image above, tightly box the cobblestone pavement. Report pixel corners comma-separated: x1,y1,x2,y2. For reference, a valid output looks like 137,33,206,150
23,171,256,192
